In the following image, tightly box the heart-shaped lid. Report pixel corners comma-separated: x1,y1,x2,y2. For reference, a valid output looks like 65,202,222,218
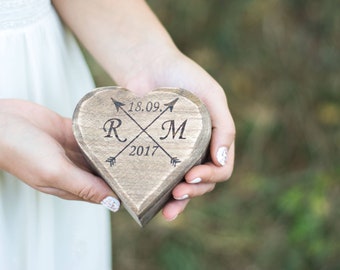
73,87,211,226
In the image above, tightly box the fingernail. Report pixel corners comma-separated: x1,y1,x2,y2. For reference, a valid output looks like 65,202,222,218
174,194,189,201
101,196,120,212
217,146,228,166
189,177,202,184
168,214,178,221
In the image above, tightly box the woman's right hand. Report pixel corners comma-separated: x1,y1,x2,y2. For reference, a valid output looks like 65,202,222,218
0,99,120,211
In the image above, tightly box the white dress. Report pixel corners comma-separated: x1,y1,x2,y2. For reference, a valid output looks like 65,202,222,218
0,1,112,269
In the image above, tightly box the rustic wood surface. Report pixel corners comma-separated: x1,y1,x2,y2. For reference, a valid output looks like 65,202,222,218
72,86,211,226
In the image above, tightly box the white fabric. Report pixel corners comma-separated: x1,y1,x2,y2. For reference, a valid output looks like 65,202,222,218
0,1,112,269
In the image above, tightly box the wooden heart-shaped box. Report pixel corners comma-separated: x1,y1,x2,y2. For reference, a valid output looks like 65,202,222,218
73,87,211,226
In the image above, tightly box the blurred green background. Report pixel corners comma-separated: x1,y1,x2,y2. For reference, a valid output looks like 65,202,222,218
84,0,340,269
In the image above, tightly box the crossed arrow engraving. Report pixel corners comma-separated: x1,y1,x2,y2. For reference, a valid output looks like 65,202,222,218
105,98,181,167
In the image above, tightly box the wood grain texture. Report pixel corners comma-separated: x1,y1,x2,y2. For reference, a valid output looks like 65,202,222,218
72,87,211,226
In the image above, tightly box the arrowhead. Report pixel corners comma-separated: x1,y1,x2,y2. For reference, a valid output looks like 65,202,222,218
164,98,179,112
111,98,125,112
170,157,181,167
106,156,116,167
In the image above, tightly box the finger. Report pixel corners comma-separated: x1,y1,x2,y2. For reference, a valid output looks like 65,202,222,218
185,141,235,183
36,186,84,201
210,109,235,167
60,118,82,152
162,198,190,221
53,160,121,212
202,88,236,167
60,119,93,172
172,182,216,200
39,173,121,213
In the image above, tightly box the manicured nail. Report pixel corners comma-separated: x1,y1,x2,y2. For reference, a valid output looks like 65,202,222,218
189,177,202,184
168,214,178,222
101,196,120,212
217,146,228,166
174,194,189,201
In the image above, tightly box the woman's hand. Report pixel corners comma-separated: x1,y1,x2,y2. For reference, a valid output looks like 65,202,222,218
0,99,120,211
53,0,235,221
123,51,236,221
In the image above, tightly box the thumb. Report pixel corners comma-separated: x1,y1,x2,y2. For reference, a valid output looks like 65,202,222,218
63,162,121,212
203,89,235,168
210,107,235,168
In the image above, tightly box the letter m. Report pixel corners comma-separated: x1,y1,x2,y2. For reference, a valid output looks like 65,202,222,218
160,119,187,140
